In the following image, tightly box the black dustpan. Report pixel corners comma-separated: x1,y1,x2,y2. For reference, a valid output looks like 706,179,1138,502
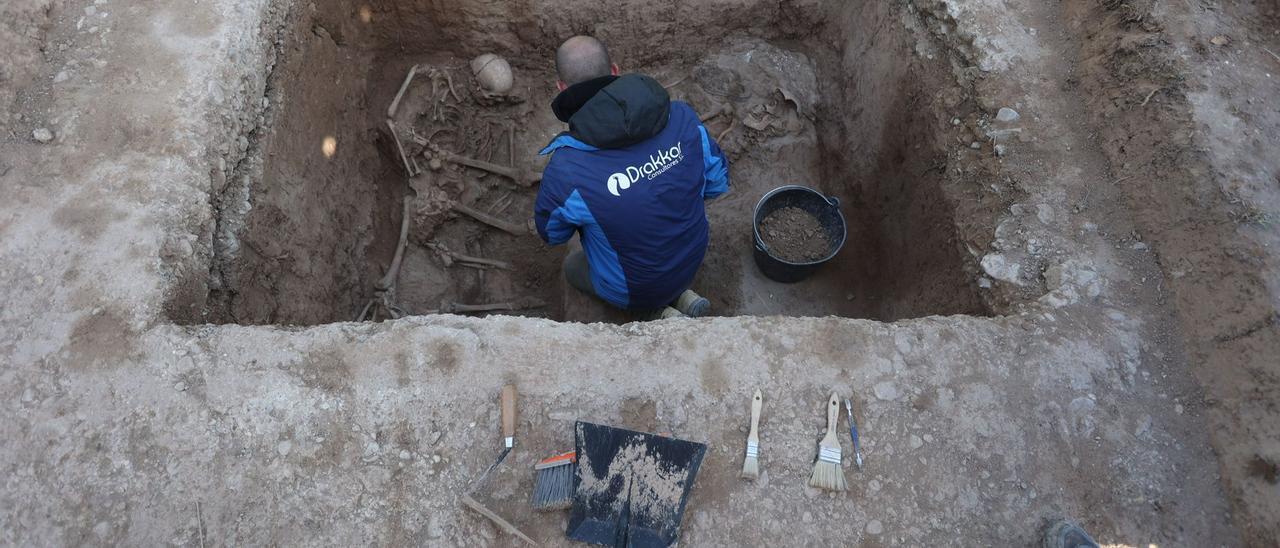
566,422,707,548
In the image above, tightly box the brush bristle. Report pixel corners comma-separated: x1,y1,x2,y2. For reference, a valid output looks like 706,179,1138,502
807,461,847,491
808,443,847,491
740,456,759,480
531,461,575,511
740,440,760,479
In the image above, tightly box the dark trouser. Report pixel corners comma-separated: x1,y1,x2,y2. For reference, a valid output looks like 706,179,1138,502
563,250,598,299
563,250,685,316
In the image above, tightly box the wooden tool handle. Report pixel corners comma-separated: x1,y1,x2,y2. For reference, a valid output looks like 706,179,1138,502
747,389,763,443
825,392,840,433
501,385,517,447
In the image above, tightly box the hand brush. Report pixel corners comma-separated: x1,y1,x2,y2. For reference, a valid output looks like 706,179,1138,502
807,391,848,491
740,389,763,479
530,450,576,511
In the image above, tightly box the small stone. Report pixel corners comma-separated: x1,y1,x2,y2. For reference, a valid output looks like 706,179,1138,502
1175,404,1184,414
802,512,814,523
866,519,884,535
951,118,961,126
996,107,1020,122
909,435,924,449
399,450,411,460
32,128,54,143
869,479,881,491
432,454,441,463
970,141,982,150
91,307,103,315
978,277,993,289
427,514,444,538
54,71,69,83
994,144,1007,157
174,381,188,392
873,381,899,401
364,441,380,456
922,434,934,443
277,440,292,457
85,5,97,15
21,388,35,403
1037,204,1055,224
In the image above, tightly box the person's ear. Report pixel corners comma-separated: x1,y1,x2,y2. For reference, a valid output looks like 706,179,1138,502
557,80,568,92
611,63,620,76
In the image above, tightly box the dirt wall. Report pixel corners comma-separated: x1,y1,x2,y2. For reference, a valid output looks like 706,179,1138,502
1066,0,1280,542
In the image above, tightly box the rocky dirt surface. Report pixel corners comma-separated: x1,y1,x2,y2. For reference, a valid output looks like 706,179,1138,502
0,0,1277,546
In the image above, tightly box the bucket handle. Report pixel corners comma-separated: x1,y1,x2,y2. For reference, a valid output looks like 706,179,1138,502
826,195,841,208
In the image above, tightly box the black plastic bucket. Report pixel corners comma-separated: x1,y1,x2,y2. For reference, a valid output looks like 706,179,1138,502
752,185,847,283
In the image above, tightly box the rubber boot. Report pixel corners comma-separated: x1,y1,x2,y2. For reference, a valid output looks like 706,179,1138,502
673,290,710,317
1042,519,1099,548
659,306,686,319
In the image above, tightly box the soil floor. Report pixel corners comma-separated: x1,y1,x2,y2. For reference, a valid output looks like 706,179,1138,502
1,0,1278,546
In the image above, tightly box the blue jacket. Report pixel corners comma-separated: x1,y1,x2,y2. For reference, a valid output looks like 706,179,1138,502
535,74,730,310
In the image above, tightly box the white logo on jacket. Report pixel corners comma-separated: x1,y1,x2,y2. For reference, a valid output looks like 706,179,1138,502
606,141,684,197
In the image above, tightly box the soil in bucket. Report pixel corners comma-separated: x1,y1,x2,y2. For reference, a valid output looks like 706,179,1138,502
759,206,832,263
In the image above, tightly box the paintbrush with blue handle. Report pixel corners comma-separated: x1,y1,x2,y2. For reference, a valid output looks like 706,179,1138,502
843,398,863,469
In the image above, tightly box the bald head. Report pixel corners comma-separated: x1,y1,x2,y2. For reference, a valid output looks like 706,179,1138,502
556,36,613,87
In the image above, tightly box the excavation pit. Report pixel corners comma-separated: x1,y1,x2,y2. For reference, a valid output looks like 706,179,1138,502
187,0,995,326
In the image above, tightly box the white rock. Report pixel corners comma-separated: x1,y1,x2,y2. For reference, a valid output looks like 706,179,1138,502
866,519,884,535
364,441,380,456
802,511,813,523
909,435,923,449
399,450,412,460
981,254,1023,285
873,382,899,401
994,144,1007,157
174,381,187,392
996,107,1020,122
277,440,292,457
54,71,69,83
32,128,54,143
970,141,982,150
869,479,881,491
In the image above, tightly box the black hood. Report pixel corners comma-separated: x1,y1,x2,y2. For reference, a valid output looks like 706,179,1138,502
551,74,671,149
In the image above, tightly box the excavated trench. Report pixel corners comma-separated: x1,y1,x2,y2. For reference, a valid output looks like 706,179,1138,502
184,0,994,326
